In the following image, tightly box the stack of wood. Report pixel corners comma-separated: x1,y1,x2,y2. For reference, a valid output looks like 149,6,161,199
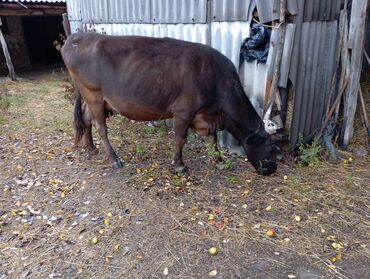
318,0,369,151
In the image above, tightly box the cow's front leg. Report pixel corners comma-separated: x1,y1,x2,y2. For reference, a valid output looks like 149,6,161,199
173,136,187,174
173,115,192,174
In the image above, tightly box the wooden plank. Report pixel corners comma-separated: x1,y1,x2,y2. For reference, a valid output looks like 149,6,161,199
358,87,369,129
343,0,369,145
62,13,71,37
364,49,370,66
264,0,286,113
0,26,16,81
0,8,65,16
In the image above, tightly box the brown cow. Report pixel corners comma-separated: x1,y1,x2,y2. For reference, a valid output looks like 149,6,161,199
62,33,278,175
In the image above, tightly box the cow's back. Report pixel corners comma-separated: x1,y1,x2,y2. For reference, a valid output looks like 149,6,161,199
62,33,238,120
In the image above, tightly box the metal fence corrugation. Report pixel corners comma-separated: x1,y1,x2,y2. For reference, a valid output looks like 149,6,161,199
211,0,253,22
108,0,151,23
256,0,298,23
66,0,80,21
1,0,65,2
151,0,207,23
290,21,338,147
80,0,109,23
303,0,341,22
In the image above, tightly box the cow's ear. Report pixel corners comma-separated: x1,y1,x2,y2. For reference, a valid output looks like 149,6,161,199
245,133,266,146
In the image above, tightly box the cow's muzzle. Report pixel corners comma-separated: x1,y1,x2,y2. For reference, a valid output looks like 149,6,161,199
256,160,277,176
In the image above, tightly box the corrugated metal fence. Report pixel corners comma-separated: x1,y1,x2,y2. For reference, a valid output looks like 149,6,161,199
66,0,342,149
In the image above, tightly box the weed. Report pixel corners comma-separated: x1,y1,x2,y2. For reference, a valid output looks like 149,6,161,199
136,143,146,158
206,143,220,160
343,174,361,194
0,94,11,111
299,138,323,167
288,175,300,189
227,175,239,183
217,160,233,170
187,131,196,142
171,175,182,186
143,125,155,135
206,143,233,170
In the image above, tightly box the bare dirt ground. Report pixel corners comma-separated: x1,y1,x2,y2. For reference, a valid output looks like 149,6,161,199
0,71,369,279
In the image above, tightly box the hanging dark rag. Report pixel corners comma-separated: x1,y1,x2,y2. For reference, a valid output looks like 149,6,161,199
240,21,271,64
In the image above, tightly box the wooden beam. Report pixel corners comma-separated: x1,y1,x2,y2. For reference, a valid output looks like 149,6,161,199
364,49,370,66
342,0,369,145
0,8,65,16
264,0,286,113
62,13,71,37
0,23,16,81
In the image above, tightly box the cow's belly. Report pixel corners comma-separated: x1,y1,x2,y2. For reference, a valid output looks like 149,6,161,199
105,98,172,121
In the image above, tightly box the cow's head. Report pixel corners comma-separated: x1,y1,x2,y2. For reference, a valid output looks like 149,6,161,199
243,130,279,175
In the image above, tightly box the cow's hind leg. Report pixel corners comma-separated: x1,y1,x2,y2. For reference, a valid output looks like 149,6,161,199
81,104,98,155
84,123,98,155
89,102,123,169
172,114,193,174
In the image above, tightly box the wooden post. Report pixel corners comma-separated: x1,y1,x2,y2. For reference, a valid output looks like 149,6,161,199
358,87,370,145
342,0,369,145
0,17,16,81
62,13,71,37
264,0,286,115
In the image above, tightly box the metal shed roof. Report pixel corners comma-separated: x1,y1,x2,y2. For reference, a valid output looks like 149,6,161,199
0,0,65,3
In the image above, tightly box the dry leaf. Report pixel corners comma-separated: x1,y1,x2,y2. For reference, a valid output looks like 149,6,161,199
209,270,217,277
332,242,343,250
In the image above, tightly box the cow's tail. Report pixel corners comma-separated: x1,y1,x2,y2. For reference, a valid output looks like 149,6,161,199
74,89,85,145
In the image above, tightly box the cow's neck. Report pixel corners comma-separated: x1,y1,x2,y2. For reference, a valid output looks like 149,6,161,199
224,84,263,144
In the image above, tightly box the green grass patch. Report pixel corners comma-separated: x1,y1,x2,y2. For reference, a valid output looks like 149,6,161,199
0,79,73,135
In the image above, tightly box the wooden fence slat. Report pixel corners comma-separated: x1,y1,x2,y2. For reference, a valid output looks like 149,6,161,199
0,23,16,81
342,0,369,145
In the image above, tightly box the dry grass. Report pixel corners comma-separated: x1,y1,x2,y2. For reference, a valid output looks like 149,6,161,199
0,71,369,279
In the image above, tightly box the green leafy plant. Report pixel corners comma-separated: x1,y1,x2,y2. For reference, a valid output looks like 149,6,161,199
206,143,220,160
299,138,323,167
217,160,233,170
135,143,146,159
206,143,233,170
227,175,239,183
143,125,155,135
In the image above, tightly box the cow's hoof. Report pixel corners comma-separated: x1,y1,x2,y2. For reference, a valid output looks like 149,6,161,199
112,160,124,169
88,148,99,155
175,165,188,175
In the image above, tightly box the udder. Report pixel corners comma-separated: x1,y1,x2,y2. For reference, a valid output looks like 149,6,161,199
191,112,219,136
